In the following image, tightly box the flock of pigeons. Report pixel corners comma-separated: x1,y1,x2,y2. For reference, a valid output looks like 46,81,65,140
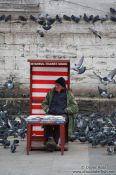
0,101,116,155
0,8,116,37
71,56,116,98
73,112,116,155
0,104,27,153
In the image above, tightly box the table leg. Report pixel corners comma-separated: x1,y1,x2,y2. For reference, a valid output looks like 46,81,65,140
26,123,32,155
60,123,65,155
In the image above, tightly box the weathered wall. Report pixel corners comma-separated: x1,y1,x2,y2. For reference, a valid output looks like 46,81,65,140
0,0,116,113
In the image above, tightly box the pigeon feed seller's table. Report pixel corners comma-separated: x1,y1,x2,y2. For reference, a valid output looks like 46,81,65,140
26,115,66,155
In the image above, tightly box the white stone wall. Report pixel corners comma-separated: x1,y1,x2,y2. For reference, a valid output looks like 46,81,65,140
0,0,116,97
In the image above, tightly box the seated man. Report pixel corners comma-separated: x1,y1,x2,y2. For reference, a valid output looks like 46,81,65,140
42,77,78,151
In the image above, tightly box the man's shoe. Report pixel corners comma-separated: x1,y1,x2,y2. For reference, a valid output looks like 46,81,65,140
46,138,57,152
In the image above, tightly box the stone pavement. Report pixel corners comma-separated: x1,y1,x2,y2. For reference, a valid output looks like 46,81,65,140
0,140,116,175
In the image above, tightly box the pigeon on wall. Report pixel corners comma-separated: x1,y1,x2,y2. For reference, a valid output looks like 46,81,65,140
110,16,116,22
63,14,71,21
30,15,38,22
0,15,5,21
5,15,11,22
38,14,55,31
18,16,27,21
98,86,113,98
71,15,81,23
92,15,101,24
55,14,62,23
4,75,14,89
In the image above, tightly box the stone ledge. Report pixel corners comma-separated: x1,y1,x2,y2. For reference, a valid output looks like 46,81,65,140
76,97,116,102
0,97,116,102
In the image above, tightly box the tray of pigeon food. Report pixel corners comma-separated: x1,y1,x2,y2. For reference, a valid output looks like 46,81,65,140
26,115,65,123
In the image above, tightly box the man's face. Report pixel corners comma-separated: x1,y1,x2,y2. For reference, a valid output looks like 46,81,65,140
55,83,64,92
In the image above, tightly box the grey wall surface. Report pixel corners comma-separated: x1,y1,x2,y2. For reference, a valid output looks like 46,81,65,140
0,0,116,98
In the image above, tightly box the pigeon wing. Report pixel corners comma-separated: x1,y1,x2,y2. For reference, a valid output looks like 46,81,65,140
107,68,116,80
93,72,102,82
98,86,102,94
75,56,84,69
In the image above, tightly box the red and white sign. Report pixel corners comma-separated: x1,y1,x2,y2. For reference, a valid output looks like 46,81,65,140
28,60,70,135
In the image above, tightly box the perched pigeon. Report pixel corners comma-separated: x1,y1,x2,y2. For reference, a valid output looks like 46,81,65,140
18,16,27,21
98,86,113,98
3,139,10,148
100,15,108,23
107,146,114,155
110,16,116,22
63,15,71,21
92,15,101,24
56,15,62,23
71,15,81,23
11,142,16,153
4,79,14,89
5,15,11,22
83,13,90,22
0,15,5,21
83,14,93,23
93,69,116,85
38,14,55,31
30,15,37,22
114,145,116,154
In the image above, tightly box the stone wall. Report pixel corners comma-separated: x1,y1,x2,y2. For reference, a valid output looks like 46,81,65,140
0,0,116,113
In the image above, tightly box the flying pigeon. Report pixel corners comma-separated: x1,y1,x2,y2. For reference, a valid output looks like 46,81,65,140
110,8,116,15
37,30,44,37
89,28,101,39
71,56,86,74
93,69,116,85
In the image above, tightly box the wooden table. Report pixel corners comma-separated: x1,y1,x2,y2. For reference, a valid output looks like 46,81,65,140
26,121,66,155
